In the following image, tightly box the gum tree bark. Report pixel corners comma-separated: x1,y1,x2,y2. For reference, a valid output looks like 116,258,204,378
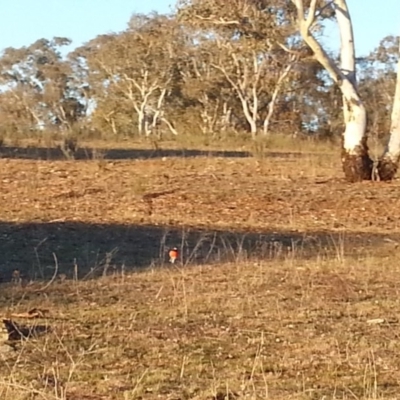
291,0,373,182
377,38,400,180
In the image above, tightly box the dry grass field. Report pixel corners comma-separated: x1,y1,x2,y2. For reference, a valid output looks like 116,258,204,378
1,139,400,399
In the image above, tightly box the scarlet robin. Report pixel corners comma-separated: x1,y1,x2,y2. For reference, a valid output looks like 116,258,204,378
168,247,179,264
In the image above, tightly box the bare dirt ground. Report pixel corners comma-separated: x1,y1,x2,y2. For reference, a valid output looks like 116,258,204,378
1,142,400,399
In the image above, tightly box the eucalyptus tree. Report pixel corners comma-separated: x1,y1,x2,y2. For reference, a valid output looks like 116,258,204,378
291,0,400,181
376,37,400,180
80,13,182,137
290,0,372,181
178,0,304,138
0,37,85,133
179,35,235,135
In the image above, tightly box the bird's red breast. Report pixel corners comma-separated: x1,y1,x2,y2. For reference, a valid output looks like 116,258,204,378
169,248,179,262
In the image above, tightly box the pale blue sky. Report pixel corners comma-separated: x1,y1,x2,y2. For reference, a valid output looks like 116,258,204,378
0,1,398,56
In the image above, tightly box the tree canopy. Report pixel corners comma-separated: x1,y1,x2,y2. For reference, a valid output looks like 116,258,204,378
0,1,397,145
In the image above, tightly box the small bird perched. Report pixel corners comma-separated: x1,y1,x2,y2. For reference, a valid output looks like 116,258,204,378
168,247,179,264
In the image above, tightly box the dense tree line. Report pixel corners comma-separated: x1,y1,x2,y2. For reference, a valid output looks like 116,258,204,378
0,0,397,147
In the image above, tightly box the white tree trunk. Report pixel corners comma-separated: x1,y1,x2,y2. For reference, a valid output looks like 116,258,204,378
104,111,118,135
377,38,400,180
137,108,145,136
334,0,356,85
220,102,231,133
386,69,400,160
240,96,257,139
340,80,367,153
199,94,213,134
110,117,117,135
291,0,372,181
161,117,178,136
212,53,260,139
334,0,367,155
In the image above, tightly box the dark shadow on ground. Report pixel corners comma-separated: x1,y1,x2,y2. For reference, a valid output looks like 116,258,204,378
1,221,399,282
0,145,312,161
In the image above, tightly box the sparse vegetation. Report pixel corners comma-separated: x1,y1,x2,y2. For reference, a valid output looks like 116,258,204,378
0,1,400,399
1,141,400,399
